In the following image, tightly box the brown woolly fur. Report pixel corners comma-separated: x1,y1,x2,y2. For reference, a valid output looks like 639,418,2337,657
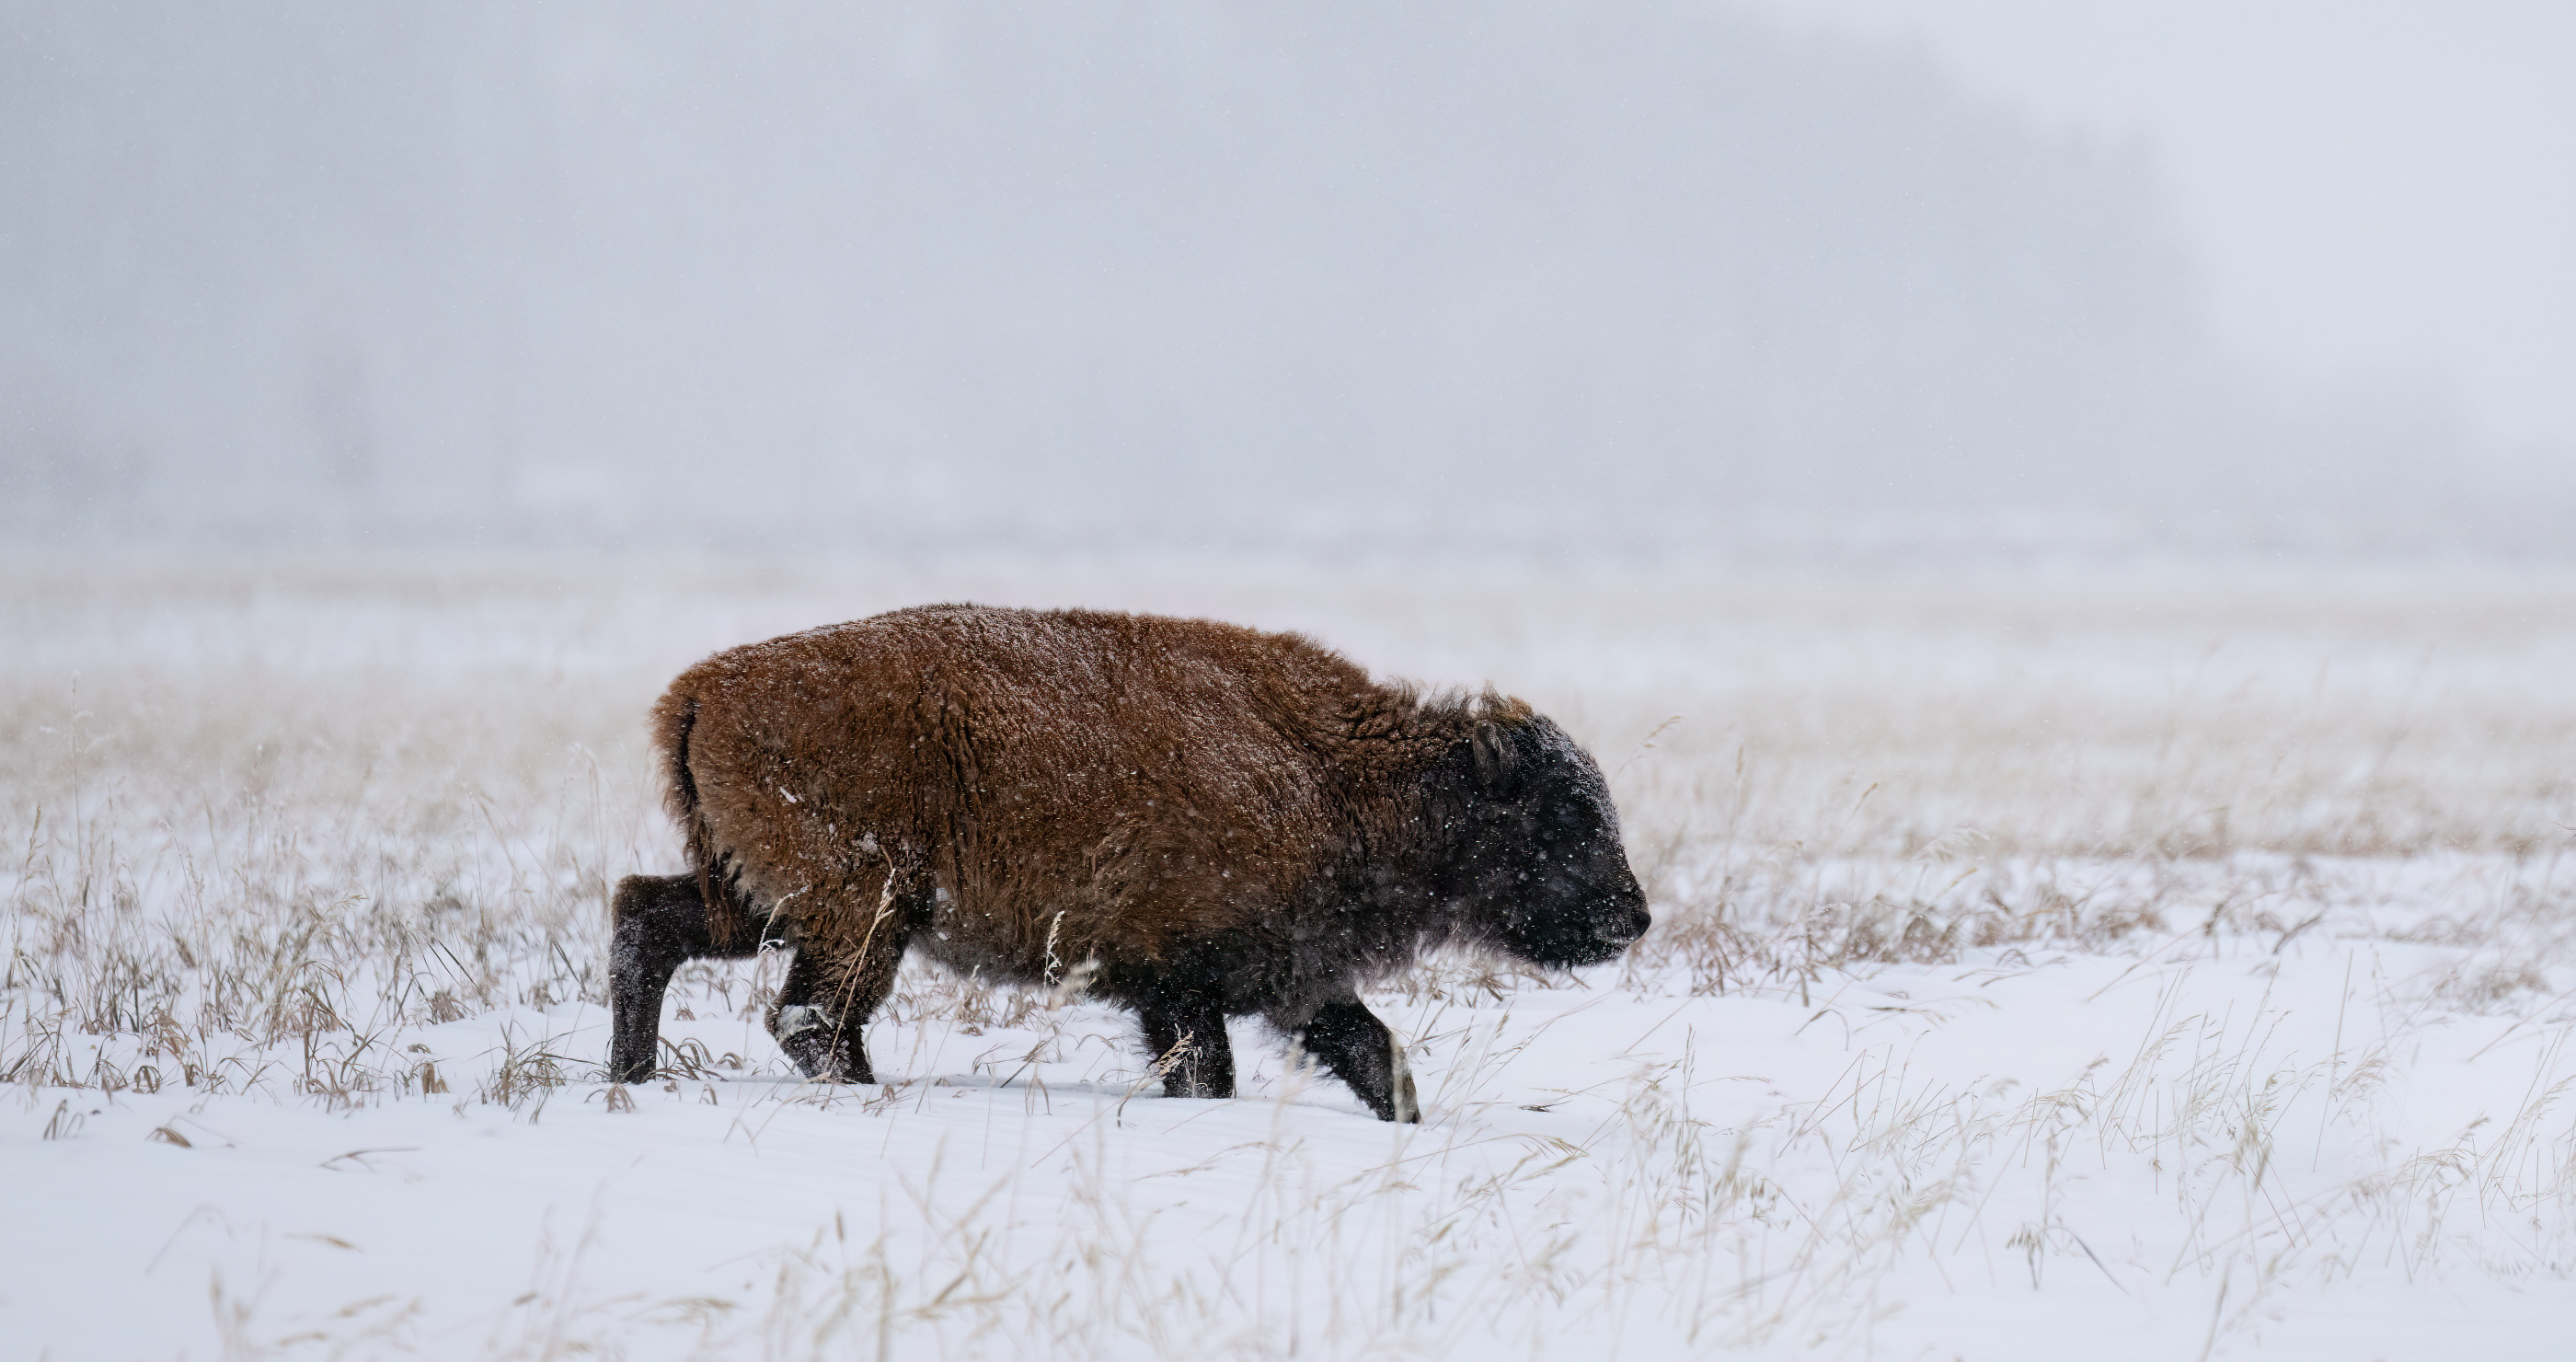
612,604,1650,1120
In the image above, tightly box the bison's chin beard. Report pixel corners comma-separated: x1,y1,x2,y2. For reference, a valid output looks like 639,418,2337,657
1512,936,1631,969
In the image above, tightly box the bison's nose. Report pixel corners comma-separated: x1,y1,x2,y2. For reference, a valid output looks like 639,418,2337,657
1593,906,1650,946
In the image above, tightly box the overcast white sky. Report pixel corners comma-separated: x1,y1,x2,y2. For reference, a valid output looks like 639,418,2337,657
1738,0,2576,454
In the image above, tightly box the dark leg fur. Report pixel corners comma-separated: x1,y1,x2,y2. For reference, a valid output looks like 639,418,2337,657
609,872,792,1083
770,948,873,1083
767,874,930,1086
609,873,760,1082
608,867,895,1085
1294,999,1420,1123
1140,992,1235,1100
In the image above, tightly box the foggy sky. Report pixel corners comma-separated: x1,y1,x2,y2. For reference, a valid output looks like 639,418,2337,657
1739,0,2576,457
0,2,2536,556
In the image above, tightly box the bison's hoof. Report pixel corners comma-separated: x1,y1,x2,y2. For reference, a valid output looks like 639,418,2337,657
1390,1072,1421,1123
776,1005,873,1083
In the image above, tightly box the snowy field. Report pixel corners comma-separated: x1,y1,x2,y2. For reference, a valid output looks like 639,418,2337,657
6,551,2575,1359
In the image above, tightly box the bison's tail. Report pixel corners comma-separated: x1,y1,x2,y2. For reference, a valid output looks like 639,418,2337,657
650,687,754,950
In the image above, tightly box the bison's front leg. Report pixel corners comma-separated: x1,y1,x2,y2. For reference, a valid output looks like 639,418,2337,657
1293,999,1420,1123
608,873,763,1083
1140,991,1236,1100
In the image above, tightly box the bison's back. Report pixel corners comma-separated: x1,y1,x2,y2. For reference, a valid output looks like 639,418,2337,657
664,606,1386,979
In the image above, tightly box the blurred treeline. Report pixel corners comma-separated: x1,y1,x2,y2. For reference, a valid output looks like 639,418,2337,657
0,2,2547,557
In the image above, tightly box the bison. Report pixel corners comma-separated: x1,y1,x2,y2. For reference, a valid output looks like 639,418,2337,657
607,604,1649,1121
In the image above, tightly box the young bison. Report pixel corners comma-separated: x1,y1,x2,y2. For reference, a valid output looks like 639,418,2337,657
607,604,1649,1121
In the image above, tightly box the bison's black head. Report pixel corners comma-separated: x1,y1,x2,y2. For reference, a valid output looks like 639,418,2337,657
1431,707,1651,967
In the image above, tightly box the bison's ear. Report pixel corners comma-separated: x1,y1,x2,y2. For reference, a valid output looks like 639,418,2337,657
1470,721,1521,797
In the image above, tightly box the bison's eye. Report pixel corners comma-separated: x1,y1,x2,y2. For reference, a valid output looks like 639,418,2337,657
1546,801,1597,837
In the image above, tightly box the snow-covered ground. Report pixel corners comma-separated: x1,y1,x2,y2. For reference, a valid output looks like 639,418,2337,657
6,552,2574,1359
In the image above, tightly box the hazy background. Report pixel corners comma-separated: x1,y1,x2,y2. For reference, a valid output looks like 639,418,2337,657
4,1,2568,559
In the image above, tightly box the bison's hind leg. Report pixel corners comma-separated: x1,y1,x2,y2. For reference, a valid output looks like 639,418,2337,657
608,873,762,1083
770,948,874,1083
766,871,931,1085
1292,999,1420,1123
